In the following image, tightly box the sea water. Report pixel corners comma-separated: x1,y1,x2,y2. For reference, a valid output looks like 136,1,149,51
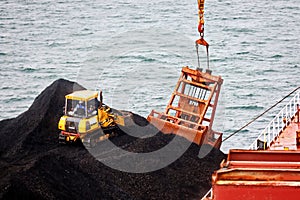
1,0,299,152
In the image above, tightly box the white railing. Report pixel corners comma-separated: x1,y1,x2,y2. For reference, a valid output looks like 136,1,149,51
201,89,300,200
201,188,212,200
249,91,300,150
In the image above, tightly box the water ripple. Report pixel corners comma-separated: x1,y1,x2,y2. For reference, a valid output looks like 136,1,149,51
0,0,299,152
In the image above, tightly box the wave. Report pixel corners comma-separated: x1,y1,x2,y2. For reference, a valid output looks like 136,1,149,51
20,67,37,72
226,105,264,110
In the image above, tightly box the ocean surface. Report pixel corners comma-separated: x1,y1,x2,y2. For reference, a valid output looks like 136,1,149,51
1,0,299,152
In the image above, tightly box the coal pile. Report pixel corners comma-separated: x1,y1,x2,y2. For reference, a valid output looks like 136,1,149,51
0,79,225,200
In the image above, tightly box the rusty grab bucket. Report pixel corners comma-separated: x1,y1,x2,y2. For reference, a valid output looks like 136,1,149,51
147,66,223,148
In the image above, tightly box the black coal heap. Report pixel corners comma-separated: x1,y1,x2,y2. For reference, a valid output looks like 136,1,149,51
0,79,225,200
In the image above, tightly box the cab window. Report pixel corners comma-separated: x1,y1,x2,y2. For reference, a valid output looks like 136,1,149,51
66,99,87,117
87,98,99,117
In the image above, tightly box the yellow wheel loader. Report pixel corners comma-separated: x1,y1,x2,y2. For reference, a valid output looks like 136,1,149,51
58,90,131,148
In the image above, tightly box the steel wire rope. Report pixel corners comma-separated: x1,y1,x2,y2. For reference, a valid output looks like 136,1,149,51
222,86,300,142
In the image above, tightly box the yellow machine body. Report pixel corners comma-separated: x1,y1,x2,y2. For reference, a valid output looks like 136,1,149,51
58,90,126,146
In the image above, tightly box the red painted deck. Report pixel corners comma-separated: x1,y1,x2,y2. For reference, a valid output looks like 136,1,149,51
269,118,300,150
202,92,300,200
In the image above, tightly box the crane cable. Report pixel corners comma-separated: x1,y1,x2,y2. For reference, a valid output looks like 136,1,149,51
222,86,300,142
196,43,201,68
196,0,210,69
197,0,205,38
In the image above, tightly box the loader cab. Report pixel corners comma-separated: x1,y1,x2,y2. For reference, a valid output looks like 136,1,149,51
58,89,128,145
65,90,99,118
58,90,103,144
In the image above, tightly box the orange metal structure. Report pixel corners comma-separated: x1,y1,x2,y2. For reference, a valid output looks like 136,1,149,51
147,66,223,148
147,0,224,148
202,90,300,200
196,0,209,47
193,0,300,198
207,149,300,200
